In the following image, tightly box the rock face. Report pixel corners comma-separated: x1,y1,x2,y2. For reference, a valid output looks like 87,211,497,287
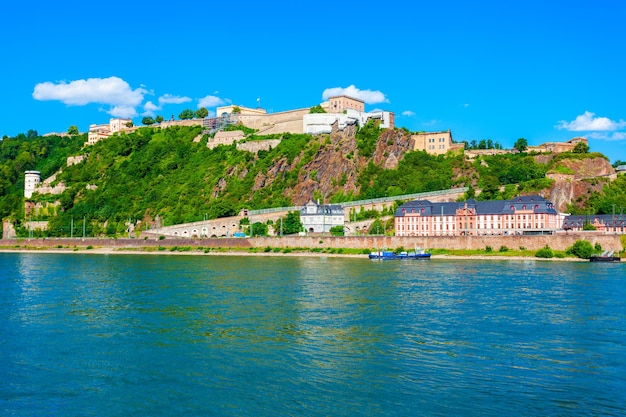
288,127,416,205
543,155,616,212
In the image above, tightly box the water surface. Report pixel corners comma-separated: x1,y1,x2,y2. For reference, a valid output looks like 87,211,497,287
1,253,625,416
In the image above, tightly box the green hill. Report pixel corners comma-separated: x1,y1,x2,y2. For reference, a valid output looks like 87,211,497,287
1,124,624,238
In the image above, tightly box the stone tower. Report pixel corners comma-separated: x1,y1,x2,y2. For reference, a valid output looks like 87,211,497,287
24,171,41,198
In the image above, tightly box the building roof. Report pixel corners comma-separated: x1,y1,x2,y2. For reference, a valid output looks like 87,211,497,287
327,95,364,103
300,201,344,216
563,213,626,228
395,196,557,217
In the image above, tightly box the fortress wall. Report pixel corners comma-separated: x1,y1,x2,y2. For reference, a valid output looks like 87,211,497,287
237,139,282,153
257,119,304,135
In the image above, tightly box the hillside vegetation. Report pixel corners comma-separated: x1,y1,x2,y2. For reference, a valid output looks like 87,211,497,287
1,124,624,238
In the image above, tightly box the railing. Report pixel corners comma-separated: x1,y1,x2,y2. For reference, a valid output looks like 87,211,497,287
247,188,468,216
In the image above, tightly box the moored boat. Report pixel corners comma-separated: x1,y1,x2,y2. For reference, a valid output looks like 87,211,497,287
369,248,431,260
590,250,621,262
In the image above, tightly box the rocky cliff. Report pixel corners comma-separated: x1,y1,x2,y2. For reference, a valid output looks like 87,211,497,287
541,154,616,212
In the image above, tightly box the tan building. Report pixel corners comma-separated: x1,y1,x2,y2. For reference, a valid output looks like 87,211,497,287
322,95,365,113
411,130,464,155
530,137,588,153
86,118,132,145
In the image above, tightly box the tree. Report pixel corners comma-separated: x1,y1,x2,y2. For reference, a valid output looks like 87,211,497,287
572,142,590,153
67,125,79,135
155,115,164,123
280,211,303,235
231,106,241,114
179,109,194,120
330,225,344,236
309,105,326,114
142,117,155,126
195,107,208,119
513,138,528,152
249,221,268,236
27,129,38,139
125,121,134,128
567,240,594,259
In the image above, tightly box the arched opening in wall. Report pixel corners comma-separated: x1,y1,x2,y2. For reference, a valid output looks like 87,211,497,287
219,232,227,237
309,227,314,233
191,229,199,238
173,231,179,236
182,230,189,237
210,234,217,238
202,227,208,237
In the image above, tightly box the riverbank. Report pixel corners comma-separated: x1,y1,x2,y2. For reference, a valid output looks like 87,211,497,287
0,244,593,261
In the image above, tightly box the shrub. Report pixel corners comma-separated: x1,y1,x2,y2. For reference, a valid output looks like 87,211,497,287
535,245,554,258
330,225,344,236
498,245,509,252
567,240,594,259
594,243,602,252
485,246,493,253
264,246,271,252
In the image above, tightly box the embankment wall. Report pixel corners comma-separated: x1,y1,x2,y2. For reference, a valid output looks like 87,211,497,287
2,233,622,253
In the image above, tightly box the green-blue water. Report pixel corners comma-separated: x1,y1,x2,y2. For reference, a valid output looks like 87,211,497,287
1,253,625,416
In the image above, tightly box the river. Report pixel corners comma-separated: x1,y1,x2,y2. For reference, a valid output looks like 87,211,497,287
1,253,624,416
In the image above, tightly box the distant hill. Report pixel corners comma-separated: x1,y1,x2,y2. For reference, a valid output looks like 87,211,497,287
1,123,624,238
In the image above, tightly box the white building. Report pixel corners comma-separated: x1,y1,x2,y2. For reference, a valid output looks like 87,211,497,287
303,109,394,135
300,200,345,233
24,171,41,198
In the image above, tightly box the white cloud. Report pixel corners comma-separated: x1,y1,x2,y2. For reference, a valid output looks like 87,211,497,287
158,94,191,105
402,110,416,117
142,101,160,116
198,95,225,108
109,106,137,118
33,76,146,107
588,131,626,141
421,119,438,127
462,103,470,108
32,76,146,118
556,111,626,131
322,85,389,104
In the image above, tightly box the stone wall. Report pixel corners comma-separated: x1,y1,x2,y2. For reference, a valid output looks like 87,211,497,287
4,233,621,254
237,139,282,153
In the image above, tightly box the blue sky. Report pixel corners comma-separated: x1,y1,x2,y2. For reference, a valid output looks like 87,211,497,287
2,0,625,163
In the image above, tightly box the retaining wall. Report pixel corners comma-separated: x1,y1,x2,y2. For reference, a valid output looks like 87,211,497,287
2,233,622,253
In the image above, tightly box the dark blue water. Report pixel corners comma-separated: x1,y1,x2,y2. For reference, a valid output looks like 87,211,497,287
1,253,625,416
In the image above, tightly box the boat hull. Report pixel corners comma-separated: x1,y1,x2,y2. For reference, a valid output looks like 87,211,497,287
590,256,621,262
369,251,431,260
